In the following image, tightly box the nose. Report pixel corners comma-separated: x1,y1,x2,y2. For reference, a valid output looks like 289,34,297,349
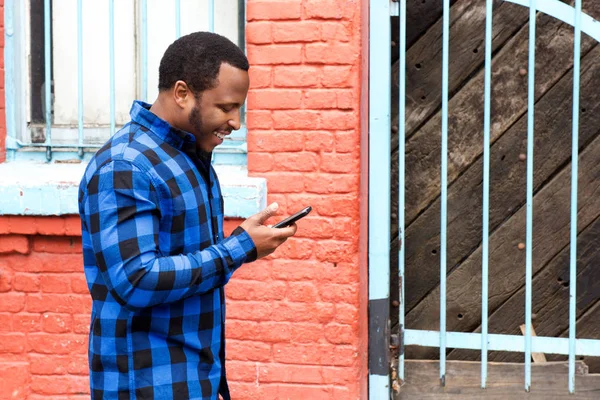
228,109,241,131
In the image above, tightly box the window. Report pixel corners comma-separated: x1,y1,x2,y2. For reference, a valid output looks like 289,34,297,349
6,0,247,164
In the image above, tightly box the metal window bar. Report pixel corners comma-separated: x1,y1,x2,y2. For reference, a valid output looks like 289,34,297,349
6,0,241,162
380,0,595,397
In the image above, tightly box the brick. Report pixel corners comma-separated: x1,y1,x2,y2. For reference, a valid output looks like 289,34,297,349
256,321,292,342
228,382,261,400
319,260,359,284
13,273,40,292
0,362,30,399
314,240,357,263
247,89,302,110
304,173,359,194
67,355,89,375
322,66,354,88
26,294,91,314
0,333,26,353
320,110,357,130
0,266,12,292
313,195,358,217
7,253,83,273
321,22,352,42
286,282,319,302
226,340,271,362
261,383,333,399
225,361,258,383
0,235,30,254
40,274,72,293
304,131,334,151
259,364,325,384
259,172,305,193
30,375,89,395
225,320,259,340
272,21,321,43
247,1,302,21
269,237,313,260
248,131,305,152
246,21,272,44
320,152,357,173
73,314,90,334
27,333,87,355
32,218,66,236
0,292,25,312
13,314,42,333
290,322,325,343
231,258,271,281
246,110,272,130
334,303,359,325
247,44,302,65
249,66,272,89
304,0,354,20
248,152,273,172
272,343,334,365
302,90,338,109
29,354,70,375
271,152,319,172
225,300,273,322
0,313,12,331
269,259,322,281
272,110,320,130
71,275,89,294
42,313,73,333
324,323,357,345
273,66,321,88
270,302,334,324
33,236,82,254
335,130,358,153
319,283,358,304
305,43,357,65
293,216,334,239
226,280,287,301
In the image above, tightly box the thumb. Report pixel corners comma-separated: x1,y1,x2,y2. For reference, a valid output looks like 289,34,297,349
254,202,279,225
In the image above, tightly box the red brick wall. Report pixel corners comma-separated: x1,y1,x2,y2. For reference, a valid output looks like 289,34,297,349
0,1,367,398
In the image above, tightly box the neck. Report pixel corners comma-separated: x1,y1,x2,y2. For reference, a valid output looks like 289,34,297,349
149,94,178,128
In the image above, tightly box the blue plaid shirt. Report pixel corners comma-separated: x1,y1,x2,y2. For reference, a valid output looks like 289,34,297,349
78,101,257,400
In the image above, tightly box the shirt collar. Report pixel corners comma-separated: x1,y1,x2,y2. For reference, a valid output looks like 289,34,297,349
129,100,196,150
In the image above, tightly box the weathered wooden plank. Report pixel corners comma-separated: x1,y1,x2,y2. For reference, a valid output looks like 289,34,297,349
402,128,600,360
446,215,600,362
396,360,600,399
390,41,600,323
390,8,598,238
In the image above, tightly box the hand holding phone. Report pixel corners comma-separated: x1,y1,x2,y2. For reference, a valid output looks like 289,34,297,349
273,206,312,228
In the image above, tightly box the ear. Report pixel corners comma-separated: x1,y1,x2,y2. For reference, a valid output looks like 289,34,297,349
172,80,192,109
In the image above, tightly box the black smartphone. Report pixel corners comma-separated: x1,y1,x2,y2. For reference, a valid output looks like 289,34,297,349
273,206,312,228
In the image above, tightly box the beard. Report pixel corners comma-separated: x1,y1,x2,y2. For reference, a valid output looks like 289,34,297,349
188,104,204,134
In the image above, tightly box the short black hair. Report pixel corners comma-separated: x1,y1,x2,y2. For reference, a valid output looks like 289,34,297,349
158,31,249,93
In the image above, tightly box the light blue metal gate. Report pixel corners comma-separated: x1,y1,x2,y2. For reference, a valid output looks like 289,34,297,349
368,0,600,398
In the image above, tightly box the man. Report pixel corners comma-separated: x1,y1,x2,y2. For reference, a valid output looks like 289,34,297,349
78,32,297,399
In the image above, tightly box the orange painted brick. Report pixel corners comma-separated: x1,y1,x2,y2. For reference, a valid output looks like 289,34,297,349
29,354,70,375
247,89,302,110
270,237,314,260
321,21,352,42
258,363,325,384
305,43,358,65
324,323,357,345
70,275,89,294
226,340,272,362
73,314,90,335
13,314,42,333
0,333,26,353
304,0,354,20
247,44,302,65
259,172,305,193
320,110,357,130
269,259,321,281
272,21,321,43
8,253,83,273
332,219,359,241
0,267,12,292
272,110,320,130
304,173,359,194
261,384,333,400
335,130,359,153
0,313,12,331
226,320,259,341
246,110,273,129
13,273,40,292
0,292,25,312
272,342,335,365
40,274,72,293
33,236,82,254
319,260,359,284
314,240,357,263
228,382,261,400
321,151,357,172
290,322,325,343
269,302,334,324
26,294,91,314
225,300,273,322
0,235,30,254
246,0,302,21
67,355,89,375
255,321,292,343
319,282,358,304
248,152,274,172
246,21,272,44
286,281,319,302
63,216,82,236
30,374,89,395
336,89,354,110
225,360,258,382
273,66,321,88
271,152,319,172
248,131,304,152
304,131,334,151
314,195,358,217
334,303,359,325
42,313,73,333
322,65,354,88
226,280,286,301
27,333,87,355
0,362,30,399
248,66,272,89
293,216,334,239
231,259,271,281
302,90,338,109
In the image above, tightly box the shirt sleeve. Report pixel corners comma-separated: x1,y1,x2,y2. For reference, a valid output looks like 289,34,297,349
82,159,256,311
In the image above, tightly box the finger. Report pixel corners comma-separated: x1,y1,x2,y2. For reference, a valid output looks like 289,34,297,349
253,202,279,225
274,223,297,238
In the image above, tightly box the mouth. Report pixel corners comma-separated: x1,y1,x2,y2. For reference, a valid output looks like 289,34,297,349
213,130,231,140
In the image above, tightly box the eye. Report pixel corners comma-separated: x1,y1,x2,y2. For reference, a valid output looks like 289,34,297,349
219,105,234,113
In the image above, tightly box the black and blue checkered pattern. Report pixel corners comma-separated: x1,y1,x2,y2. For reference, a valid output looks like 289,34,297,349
78,101,257,399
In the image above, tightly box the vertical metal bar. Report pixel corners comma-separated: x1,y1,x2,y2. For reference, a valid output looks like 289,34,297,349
44,0,52,161
209,0,215,32
5,0,16,160
524,0,537,392
368,0,391,398
481,0,493,389
141,0,148,102
568,0,582,394
77,0,84,157
440,0,450,386
109,0,115,136
398,0,407,383
175,0,181,39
